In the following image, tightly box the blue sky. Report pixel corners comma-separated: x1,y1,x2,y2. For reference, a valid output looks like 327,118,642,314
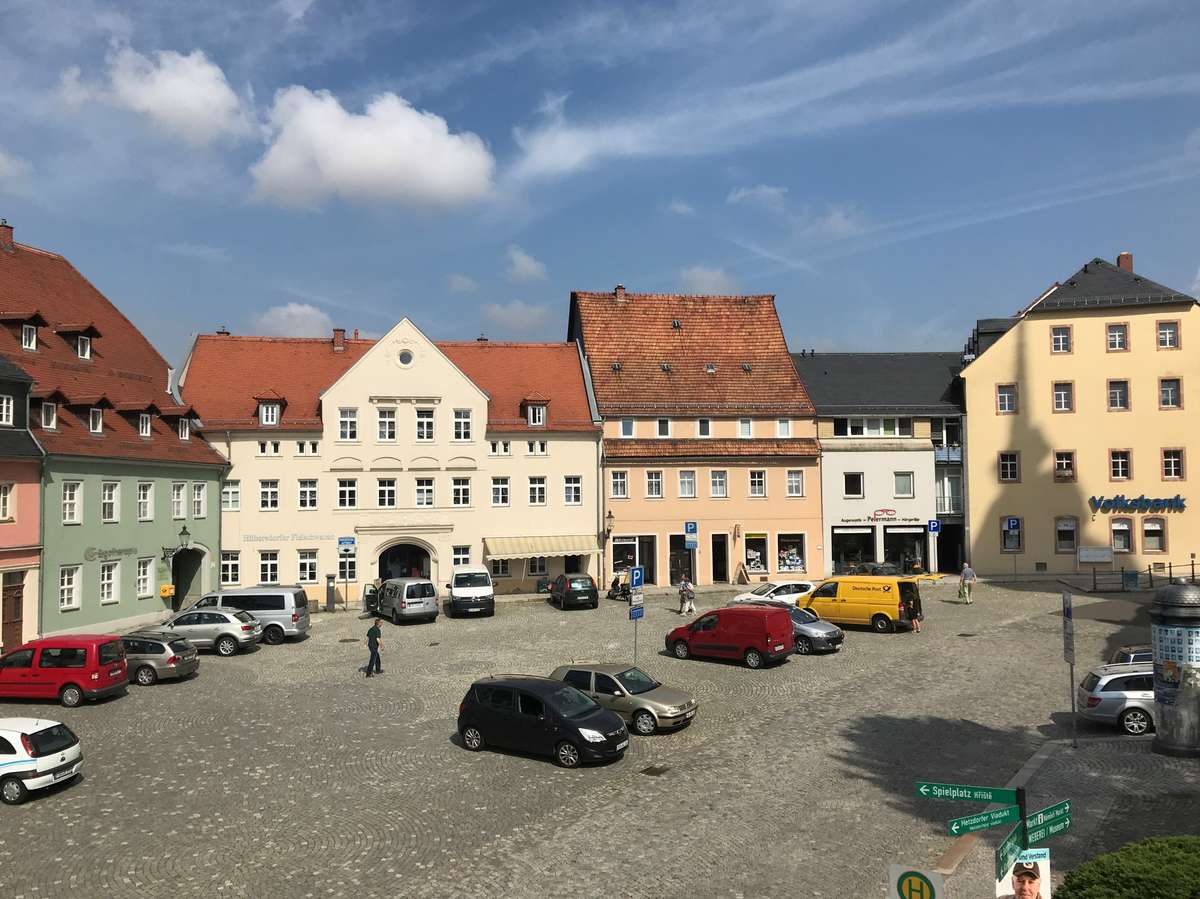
2,0,1200,365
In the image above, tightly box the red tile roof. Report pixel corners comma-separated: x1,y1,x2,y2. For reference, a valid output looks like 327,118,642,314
0,238,225,466
182,333,598,434
603,438,819,461
569,289,814,416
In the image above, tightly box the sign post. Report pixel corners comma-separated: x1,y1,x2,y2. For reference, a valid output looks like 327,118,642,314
915,781,1018,805
995,822,1024,882
887,865,943,899
629,604,644,662
684,520,698,551
1063,590,1077,749
946,805,1020,836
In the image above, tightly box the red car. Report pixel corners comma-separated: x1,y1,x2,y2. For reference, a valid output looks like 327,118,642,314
666,606,794,669
0,635,128,708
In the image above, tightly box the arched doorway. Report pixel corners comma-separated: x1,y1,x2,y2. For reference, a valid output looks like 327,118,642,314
171,548,204,611
378,543,431,581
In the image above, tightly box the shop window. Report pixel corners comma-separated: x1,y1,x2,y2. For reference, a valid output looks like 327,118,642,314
778,535,805,573
1001,517,1023,553
1051,325,1072,353
1111,519,1133,553
1053,451,1075,482
1107,380,1129,411
611,538,637,573
1163,449,1184,480
843,472,864,498
1143,518,1166,553
1109,450,1131,481
744,534,768,573
1054,517,1078,553
1107,323,1128,351
996,384,1017,414
893,471,914,498
1053,382,1074,412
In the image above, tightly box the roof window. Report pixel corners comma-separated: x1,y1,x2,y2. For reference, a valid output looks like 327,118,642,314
741,362,753,372
611,361,622,372
671,319,681,329
660,362,672,372
704,363,716,374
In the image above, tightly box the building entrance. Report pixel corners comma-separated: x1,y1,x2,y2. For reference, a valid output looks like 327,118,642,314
831,527,875,574
379,543,431,580
171,549,204,611
883,527,928,574
1,572,24,653
711,534,729,582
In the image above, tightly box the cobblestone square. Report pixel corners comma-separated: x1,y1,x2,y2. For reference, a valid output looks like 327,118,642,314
0,580,1169,897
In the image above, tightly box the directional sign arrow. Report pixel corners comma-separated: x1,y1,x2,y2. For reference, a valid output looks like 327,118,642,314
1026,799,1070,829
1027,814,1072,845
947,805,1020,837
916,781,1017,805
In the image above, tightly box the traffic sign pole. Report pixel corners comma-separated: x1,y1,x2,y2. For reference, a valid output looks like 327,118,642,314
1017,786,1028,850
1063,591,1078,750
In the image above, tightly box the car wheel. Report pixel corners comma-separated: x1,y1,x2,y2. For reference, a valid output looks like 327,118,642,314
795,636,813,655
215,635,238,657
135,665,158,687
0,776,28,806
60,684,83,708
554,741,581,768
871,614,895,634
461,725,484,751
1120,708,1152,736
590,599,598,609
263,626,285,646
392,607,401,626
672,640,690,660
744,648,764,669
633,710,657,736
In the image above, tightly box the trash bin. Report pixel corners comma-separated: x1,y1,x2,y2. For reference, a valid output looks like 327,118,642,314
1122,570,1141,591
1151,580,1200,758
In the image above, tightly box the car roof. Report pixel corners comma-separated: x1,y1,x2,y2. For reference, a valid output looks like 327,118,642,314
823,575,919,582
210,585,304,594
452,564,490,575
382,577,434,585
1094,662,1153,676
711,605,781,616
126,630,174,640
734,599,796,609
551,662,633,675
15,634,120,648
1116,644,1152,652
0,717,61,734
474,675,566,694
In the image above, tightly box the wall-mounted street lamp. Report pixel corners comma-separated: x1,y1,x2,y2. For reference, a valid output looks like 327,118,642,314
604,509,615,540
162,525,191,562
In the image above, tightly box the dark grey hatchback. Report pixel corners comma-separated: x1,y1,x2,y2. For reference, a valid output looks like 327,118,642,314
458,675,628,768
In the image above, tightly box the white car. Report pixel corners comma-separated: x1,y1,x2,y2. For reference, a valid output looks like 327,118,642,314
0,718,83,805
730,580,817,606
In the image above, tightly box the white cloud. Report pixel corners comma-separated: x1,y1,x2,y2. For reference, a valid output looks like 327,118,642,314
104,47,252,146
250,302,333,336
447,273,478,293
162,242,230,263
807,203,868,238
251,87,495,208
0,146,30,181
481,300,555,335
727,184,788,208
667,199,695,215
277,0,317,24
505,244,548,282
680,265,738,294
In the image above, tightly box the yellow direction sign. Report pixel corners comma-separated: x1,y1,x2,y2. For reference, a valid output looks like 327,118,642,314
887,865,944,899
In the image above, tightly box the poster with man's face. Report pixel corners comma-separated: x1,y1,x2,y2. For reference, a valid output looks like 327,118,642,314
996,848,1051,899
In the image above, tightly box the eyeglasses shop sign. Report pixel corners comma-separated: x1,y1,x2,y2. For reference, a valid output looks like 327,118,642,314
1089,494,1185,514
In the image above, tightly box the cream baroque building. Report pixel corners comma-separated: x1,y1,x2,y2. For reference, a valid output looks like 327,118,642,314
180,320,603,601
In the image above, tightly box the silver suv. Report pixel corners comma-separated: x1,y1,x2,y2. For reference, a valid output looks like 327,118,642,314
1078,663,1156,735
122,631,200,685
377,578,438,624
162,608,262,656
192,587,310,645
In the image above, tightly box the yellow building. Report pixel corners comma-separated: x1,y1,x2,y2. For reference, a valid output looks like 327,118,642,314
962,252,1199,576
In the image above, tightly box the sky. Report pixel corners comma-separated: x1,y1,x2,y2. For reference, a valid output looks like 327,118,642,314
2,0,1200,365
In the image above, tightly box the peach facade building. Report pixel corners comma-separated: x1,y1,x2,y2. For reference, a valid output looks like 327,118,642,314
0,354,43,650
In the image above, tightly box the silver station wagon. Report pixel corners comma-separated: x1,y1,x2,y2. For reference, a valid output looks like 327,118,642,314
122,631,200,686
549,663,698,735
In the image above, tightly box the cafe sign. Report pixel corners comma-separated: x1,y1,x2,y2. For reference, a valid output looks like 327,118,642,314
1089,494,1185,513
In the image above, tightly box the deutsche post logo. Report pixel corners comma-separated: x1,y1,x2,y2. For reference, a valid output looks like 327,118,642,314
896,870,936,899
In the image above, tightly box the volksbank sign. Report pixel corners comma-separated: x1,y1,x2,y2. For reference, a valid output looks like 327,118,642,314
1089,494,1186,513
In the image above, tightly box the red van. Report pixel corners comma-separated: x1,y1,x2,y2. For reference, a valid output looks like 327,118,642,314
0,635,128,707
666,606,794,669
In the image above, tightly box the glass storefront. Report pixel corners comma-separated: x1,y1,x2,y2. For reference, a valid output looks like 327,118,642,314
883,526,928,573
832,527,875,574
744,533,768,573
777,534,806,572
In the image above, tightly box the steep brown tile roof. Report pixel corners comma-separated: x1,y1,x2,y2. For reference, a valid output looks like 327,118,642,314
604,438,819,461
570,289,813,416
182,333,598,434
0,237,225,466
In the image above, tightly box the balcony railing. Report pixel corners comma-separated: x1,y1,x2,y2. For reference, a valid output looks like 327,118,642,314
934,445,963,463
936,496,964,515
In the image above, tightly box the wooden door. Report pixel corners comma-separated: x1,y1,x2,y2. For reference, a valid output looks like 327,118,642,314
1,579,23,653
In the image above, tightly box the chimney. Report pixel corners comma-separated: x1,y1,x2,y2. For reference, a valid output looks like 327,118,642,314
216,326,231,336
353,329,359,339
0,219,12,253
1117,251,1133,272
614,284,625,301
476,333,489,343
332,328,346,352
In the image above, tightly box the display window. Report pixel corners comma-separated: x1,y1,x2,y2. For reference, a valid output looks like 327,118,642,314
777,535,806,572
744,534,768,573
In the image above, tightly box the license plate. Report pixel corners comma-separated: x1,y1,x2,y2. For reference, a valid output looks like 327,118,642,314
774,644,785,652
53,766,75,780
685,710,696,719
616,740,628,750
109,668,121,677
467,608,483,613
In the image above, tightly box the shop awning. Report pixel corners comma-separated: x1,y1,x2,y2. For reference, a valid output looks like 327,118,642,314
484,535,600,560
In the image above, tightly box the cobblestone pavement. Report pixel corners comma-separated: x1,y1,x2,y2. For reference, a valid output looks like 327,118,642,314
0,580,1167,898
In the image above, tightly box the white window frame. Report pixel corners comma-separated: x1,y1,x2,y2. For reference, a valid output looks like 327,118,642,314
21,324,36,350
1160,378,1182,409
260,551,280,585
1053,382,1073,412
221,480,240,511
178,418,190,440
41,402,56,430
101,481,119,522
77,335,91,359
529,556,547,576
337,478,358,509
259,479,279,511
137,481,153,521
452,546,471,566
298,550,318,584
0,395,12,426
564,475,582,505
99,560,119,605
490,558,510,578
528,476,547,506
527,405,546,427
415,478,434,507
136,557,154,598
172,481,187,518
843,472,865,499
1164,449,1184,480
526,440,548,456
679,470,696,498
452,477,471,507
893,471,915,499
338,552,357,582
377,478,396,508
1107,324,1128,351
89,408,104,434
488,440,511,456
0,482,12,521
192,483,207,518
711,470,728,498
338,407,358,441
738,418,752,438
656,418,671,438
996,386,1017,413
776,418,791,438
697,418,711,438
646,470,663,499
138,413,152,438
749,470,766,497
491,477,510,507
62,480,82,524
259,403,280,426
1110,451,1131,480
1051,326,1071,353
786,470,804,497
298,479,318,510
221,551,240,585
377,407,396,442
1158,321,1180,349
453,409,473,441
59,565,81,610
620,418,634,438
611,470,628,499
258,440,281,456
416,408,434,442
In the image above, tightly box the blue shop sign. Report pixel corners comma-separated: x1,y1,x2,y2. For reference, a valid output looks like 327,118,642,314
1089,494,1185,513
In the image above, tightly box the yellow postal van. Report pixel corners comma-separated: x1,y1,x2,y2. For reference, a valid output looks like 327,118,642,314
804,576,923,633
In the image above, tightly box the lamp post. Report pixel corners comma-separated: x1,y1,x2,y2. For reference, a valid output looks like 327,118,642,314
603,509,615,587
161,525,191,562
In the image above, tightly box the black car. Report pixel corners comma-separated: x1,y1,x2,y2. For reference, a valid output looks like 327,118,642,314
457,675,628,768
549,574,599,610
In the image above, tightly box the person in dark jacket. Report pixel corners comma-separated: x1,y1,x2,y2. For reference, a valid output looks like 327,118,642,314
364,620,383,677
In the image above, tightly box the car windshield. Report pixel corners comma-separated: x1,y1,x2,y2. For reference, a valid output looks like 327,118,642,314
30,723,77,755
751,583,776,596
615,667,660,695
454,573,490,588
547,685,599,719
98,641,124,665
409,583,436,599
232,610,255,623
791,608,819,624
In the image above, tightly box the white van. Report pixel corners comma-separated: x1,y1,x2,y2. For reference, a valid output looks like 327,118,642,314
446,565,495,617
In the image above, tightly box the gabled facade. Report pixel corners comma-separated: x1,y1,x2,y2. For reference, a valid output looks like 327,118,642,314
962,252,1200,575
570,286,822,586
180,322,602,602
0,352,43,651
792,352,964,574
0,220,226,635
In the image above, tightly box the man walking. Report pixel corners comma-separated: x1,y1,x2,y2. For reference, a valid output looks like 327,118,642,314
678,574,696,615
959,562,978,604
364,618,383,677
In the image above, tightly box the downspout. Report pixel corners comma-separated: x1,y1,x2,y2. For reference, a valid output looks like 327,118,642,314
576,338,605,582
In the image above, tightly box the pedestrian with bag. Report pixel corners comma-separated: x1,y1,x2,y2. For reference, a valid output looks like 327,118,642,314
678,574,696,615
363,619,383,677
959,562,977,604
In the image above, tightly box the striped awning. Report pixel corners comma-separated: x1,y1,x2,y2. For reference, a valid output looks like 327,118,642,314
484,535,600,560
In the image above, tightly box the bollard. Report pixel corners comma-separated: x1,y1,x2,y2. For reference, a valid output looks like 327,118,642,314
1151,580,1200,758
325,573,336,613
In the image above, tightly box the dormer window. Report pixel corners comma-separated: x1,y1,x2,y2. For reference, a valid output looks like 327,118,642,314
77,336,91,359
0,395,12,426
89,408,103,434
178,418,190,440
527,404,546,427
21,324,36,350
259,403,280,427
139,413,152,438
41,402,57,429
